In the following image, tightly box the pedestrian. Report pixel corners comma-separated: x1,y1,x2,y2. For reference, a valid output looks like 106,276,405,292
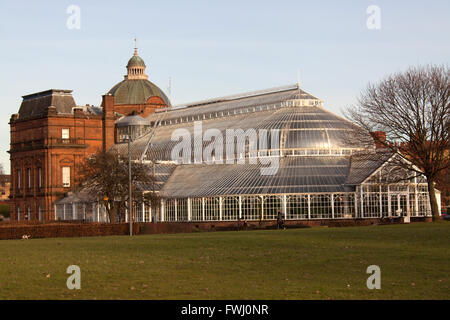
276,210,285,230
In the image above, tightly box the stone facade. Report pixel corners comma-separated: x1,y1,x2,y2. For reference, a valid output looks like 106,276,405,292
9,94,104,221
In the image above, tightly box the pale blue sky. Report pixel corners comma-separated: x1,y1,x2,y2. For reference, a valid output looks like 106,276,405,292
0,0,449,173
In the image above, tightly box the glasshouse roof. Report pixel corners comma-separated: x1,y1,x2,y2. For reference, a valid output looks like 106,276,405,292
159,156,354,198
112,84,369,162
104,84,386,197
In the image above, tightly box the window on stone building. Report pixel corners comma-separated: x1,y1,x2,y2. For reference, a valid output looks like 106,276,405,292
16,169,21,189
62,129,70,140
62,167,70,187
27,168,31,189
38,168,42,188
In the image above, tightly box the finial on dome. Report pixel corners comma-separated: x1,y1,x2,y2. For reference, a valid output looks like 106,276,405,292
126,42,148,80
297,69,301,90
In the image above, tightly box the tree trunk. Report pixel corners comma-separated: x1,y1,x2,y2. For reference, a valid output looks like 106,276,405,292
107,203,117,223
427,179,440,221
119,202,126,222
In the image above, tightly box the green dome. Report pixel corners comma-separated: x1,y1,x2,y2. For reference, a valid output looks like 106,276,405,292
108,79,171,107
127,55,146,68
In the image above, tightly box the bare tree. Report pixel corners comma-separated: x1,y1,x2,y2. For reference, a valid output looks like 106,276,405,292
0,163,7,187
76,150,159,223
346,65,449,221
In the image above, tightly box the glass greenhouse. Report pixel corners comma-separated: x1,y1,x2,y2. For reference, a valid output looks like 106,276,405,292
55,84,437,222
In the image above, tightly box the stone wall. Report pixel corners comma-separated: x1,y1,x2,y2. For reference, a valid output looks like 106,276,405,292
0,217,432,240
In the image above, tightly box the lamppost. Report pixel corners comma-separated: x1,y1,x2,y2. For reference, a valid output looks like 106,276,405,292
128,130,133,236
116,113,150,235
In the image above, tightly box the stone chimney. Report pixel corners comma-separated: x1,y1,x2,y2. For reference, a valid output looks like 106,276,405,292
102,94,116,152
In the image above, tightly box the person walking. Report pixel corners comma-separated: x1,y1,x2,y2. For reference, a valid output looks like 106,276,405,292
276,210,285,230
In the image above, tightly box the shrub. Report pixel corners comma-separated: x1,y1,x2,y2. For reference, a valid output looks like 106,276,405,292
0,204,10,218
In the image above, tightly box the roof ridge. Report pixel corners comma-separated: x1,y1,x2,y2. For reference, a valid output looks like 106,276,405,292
174,83,301,109
22,89,73,99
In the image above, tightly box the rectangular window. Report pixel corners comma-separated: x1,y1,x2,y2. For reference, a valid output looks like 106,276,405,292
62,129,70,140
62,167,70,187
27,168,31,189
38,168,42,188
17,169,21,189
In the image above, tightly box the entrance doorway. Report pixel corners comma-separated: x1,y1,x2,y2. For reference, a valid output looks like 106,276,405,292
390,193,409,217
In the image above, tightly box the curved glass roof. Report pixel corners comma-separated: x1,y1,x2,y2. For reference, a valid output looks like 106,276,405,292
159,156,353,198
114,103,368,162
109,84,380,197
73,82,433,202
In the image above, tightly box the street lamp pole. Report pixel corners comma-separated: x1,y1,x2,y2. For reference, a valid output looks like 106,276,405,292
128,131,133,236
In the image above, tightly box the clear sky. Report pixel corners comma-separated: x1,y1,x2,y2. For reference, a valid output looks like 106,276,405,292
0,0,449,173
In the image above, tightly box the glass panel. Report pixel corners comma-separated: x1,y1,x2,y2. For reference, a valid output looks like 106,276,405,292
223,197,239,221
263,196,282,220
241,196,261,221
287,195,308,220
310,194,332,219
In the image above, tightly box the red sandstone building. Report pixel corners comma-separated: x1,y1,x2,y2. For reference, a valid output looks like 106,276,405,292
9,48,170,221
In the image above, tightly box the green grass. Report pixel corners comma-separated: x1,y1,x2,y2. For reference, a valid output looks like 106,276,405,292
0,222,449,300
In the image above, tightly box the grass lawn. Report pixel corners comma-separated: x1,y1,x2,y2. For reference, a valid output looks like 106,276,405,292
0,222,449,300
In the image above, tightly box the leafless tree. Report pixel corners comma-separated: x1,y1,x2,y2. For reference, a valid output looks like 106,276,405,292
0,164,4,186
76,150,159,223
346,65,449,221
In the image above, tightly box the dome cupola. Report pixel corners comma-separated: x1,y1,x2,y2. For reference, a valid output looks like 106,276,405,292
125,40,148,80
107,41,171,108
